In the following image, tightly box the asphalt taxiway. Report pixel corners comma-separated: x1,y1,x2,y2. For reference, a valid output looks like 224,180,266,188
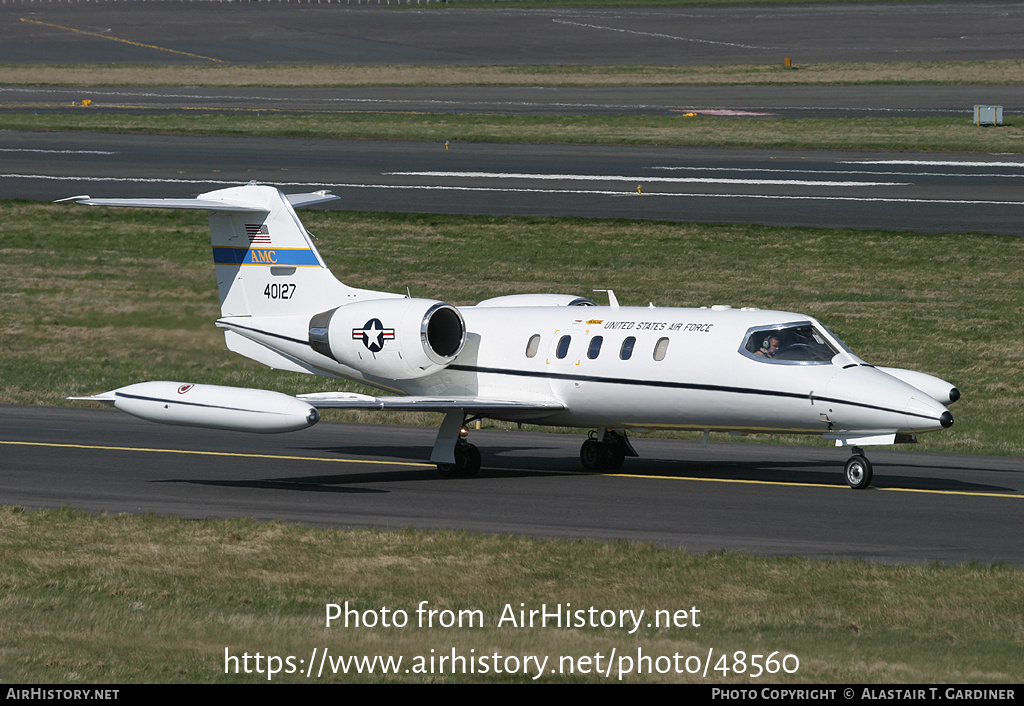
3,3,1023,234
5,130,1023,235
5,3,1023,65
2,405,1021,565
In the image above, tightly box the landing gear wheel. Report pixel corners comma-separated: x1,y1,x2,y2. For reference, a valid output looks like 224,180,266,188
580,439,609,471
845,454,873,489
457,443,482,477
437,442,481,478
606,445,626,471
436,462,459,478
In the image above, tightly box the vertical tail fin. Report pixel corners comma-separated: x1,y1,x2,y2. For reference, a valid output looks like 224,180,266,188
67,183,362,318
203,184,351,317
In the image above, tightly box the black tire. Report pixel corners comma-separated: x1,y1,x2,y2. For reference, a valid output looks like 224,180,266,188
437,443,481,478
606,445,626,470
458,443,482,477
844,454,873,489
436,462,459,478
580,439,608,470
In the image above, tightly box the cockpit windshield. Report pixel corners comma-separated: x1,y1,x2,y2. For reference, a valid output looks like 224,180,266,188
741,322,839,365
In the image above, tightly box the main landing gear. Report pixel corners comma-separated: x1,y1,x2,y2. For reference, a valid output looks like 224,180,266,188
844,447,873,489
580,429,638,471
437,438,481,478
434,412,481,478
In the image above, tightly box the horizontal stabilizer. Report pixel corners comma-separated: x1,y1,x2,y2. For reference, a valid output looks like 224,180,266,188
60,190,338,213
285,191,340,208
62,196,267,213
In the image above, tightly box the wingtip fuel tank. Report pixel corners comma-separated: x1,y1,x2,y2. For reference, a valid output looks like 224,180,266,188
72,381,320,434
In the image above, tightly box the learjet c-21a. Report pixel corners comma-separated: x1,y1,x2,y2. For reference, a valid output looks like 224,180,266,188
64,184,958,489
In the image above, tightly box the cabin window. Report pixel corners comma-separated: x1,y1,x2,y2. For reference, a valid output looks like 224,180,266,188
587,336,603,360
740,322,839,365
525,334,541,358
653,337,670,361
619,336,636,360
555,335,572,359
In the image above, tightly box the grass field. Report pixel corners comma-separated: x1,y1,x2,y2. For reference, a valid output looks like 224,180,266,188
4,111,1023,153
3,59,1022,87
1,506,1021,683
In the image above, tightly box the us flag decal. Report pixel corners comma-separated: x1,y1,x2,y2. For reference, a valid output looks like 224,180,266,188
245,224,271,244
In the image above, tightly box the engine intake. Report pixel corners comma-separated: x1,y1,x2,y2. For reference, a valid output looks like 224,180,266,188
309,298,465,380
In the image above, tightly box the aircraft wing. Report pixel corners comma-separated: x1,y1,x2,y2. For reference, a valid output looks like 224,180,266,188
298,391,565,417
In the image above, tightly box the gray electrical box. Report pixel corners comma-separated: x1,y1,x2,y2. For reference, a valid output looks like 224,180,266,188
974,105,1003,126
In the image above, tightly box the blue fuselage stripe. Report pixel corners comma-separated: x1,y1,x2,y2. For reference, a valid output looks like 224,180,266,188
212,247,320,267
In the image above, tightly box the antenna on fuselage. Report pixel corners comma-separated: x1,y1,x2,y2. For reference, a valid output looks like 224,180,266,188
594,289,619,311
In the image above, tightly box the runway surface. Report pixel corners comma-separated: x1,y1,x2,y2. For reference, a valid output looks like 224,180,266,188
5,3,1023,65
3,405,1021,565
5,131,1023,235
3,3,1023,234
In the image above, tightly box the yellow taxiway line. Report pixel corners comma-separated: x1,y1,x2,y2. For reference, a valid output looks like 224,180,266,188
0,440,433,468
3,439,1021,499
21,17,223,64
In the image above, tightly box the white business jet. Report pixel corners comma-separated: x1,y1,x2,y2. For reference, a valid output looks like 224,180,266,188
64,183,957,489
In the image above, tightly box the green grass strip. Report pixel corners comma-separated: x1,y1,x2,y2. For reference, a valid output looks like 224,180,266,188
1,506,1021,683
3,112,1023,153
3,59,1022,87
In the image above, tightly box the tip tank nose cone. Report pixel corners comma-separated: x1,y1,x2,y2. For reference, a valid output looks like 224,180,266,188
940,411,954,428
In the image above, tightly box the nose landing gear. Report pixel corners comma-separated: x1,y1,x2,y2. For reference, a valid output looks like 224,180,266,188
844,447,873,489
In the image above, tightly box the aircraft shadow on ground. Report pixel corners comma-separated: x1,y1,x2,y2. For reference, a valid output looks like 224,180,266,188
157,444,1019,496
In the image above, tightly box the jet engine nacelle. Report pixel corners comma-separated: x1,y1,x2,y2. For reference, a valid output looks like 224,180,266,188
308,298,466,380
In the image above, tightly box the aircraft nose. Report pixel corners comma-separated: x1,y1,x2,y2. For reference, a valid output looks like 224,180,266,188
904,390,953,432
824,366,953,433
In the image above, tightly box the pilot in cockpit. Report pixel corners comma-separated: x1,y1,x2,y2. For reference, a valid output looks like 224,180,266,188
754,335,781,358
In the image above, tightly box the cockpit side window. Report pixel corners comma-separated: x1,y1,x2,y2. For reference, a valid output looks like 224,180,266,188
741,322,839,365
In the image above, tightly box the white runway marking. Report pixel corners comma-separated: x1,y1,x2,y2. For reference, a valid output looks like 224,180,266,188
386,171,908,187
0,173,244,186
670,109,778,117
340,183,1024,206
842,160,1024,168
0,148,117,155
7,173,1022,206
652,165,1024,179
552,19,765,49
